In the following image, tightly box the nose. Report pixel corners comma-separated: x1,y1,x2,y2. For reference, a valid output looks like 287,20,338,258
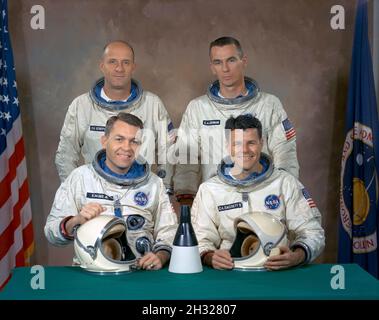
222,61,229,72
242,143,250,154
121,139,132,150
115,61,125,72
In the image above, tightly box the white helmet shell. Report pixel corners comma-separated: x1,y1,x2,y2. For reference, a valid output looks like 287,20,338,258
74,215,137,274
230,212,288,271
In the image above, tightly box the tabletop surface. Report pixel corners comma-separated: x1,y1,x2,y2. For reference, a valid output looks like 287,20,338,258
1,263,378,300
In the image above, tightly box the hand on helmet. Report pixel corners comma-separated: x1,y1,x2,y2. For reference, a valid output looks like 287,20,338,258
78,202,106,223
264,246,305,270
64,203,106,235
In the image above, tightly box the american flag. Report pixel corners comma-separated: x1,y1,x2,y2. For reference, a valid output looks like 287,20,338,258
282,118,296,141
0,0,34,289
167,121,176,144
302,188,316,209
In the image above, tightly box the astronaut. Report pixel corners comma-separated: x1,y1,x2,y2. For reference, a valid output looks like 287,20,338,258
45,113,178,270
172,36,299,205
191,114,324,270
55,40,175,195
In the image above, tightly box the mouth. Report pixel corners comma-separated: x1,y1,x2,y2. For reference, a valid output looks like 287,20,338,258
114,73,125,75
236,155,256,162
116,153,133,160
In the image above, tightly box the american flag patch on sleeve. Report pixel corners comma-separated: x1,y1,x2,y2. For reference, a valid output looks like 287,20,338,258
282,118,296,140
167,121,176,143
302,188,316,208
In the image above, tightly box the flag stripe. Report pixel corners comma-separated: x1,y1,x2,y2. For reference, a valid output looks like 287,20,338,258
0,118,22,181
0,179,30,260
0,223,23,286
0,274,11,290
286,130,296,140
282,118,296,141
0,137,25,207
0,158,27,234
22,221,34,256
307,201,316,208
302,188,317,209
15,243,26,266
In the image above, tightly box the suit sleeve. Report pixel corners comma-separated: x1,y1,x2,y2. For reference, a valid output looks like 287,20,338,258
155,98,175,191
283,176,325,263
152,179,178,253
55,98,84,182
44,172,82,246
267,96,300,178
172,101,201,195
191,184,221,254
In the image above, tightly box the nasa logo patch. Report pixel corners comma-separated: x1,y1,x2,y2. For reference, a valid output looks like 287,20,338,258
264,194,280,210
157,169,166,179
134,192,148,206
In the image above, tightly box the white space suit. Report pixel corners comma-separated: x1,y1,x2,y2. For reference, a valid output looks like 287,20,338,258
191,153,324,264
45,150,178,258
172,77,299,195
55,78,175,191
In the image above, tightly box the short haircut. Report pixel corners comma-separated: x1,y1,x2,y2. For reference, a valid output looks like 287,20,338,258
102,40,135,61
225,114,262,139
104,112,143,136
209,36,244,58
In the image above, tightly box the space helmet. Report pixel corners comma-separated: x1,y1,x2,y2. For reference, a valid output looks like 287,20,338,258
74,215,137,274
230,212,288,271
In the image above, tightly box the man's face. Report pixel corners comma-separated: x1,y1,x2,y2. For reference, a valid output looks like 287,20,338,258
228,128,262,173
101,120,142,174
210,44,247,88
100,42,136,90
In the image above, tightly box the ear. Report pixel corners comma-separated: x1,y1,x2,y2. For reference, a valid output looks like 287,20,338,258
241,54,248,68
224,131,230,152
131,61,137,73
227,142,233,158
225,138,230,156
210,62,217,76
99,59,105,74
100,135,107,148
225,139,234,158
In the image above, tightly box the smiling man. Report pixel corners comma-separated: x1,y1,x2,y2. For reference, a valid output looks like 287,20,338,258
191,114,324,271
55,40,175,196
172,36,299,206
46,113,178,270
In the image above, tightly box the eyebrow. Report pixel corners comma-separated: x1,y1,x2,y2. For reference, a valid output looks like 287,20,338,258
107,58,132,61
231,137,259,142
212,55,238,62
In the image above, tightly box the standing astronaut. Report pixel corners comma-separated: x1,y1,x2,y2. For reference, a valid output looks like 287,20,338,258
55,40,175,195
172,36,299,205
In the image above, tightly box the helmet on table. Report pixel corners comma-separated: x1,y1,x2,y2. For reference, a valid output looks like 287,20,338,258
230,212,288,271
74,215,136,274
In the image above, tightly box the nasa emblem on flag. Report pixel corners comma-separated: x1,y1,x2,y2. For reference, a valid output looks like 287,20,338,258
134,192,148,206
340,122,377,253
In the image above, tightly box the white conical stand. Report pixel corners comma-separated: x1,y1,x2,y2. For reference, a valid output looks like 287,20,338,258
168,245,203,274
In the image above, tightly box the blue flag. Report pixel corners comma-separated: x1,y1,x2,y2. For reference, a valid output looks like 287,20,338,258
338,0,379,278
